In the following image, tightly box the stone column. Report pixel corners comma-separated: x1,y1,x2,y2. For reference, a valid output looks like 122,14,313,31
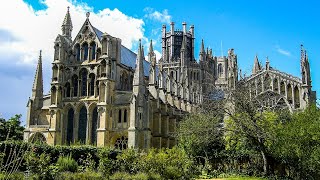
292,84,295,107
86,112,92,144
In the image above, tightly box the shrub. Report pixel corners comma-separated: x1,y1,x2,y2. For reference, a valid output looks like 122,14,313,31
98,147,117,177
56,154,78,173
56,171,103,180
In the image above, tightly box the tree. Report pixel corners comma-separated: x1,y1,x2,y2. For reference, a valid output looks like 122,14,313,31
0,114,25,141
203,81,289,176
177,113,223,161
272,105,320,178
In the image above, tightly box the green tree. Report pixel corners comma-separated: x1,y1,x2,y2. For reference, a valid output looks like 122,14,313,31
176,113,223,163
0,114,24,141
272,105,320,178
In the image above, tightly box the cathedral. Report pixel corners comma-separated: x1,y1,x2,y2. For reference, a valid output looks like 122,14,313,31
24,8,316,149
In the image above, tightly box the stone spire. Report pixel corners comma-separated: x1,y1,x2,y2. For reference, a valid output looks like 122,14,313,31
148,40,154,55
133,40,145,87
62,7,73,38
149,40,157,86
199,39,205,61
32,50,44,100
252,54,261,74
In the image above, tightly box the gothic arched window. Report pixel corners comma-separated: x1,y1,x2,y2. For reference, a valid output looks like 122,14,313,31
75,44,80,61
66,108,74,145
65,82,71,97
89,73,95,96
218,64,223,77
72,75,78,97
115,136,128,150
91,107,98,145
124,109,127,123
82,42,89,61
90,42,96,60
80,69,88,96
78,106,87,143
118,110,122,123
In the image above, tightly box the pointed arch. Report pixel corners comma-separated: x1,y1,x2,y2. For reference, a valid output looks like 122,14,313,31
82,42,89,61
29,132,46,144
273,78,279,92
75,43,80,61
264,73,271,90
80,68,88,96
65,82,71,97
78,106,87,143
90,41,96,60
66,108,74,145
294,86,300,108
89,73,95,96
72,75,78,97
91,106,98,145
287,84,293,104
280,81,285,96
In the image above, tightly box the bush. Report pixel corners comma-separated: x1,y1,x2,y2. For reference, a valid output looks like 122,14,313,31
109,172,160,180
56,154,78,173
98,148,118,177
0,172,25,180
56,171,103,180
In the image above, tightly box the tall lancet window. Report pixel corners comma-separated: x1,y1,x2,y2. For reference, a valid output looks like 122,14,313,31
80,69,88,96
91,42,96,60
83,42,89,61
218,63,223,77
72,75,78,97
75,44,80,61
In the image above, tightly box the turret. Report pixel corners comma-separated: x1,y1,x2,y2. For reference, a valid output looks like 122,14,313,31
300,45,311,86
61,7,73,39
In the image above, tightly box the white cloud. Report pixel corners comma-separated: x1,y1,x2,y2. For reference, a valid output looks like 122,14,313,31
0,0,147,119
144,7,171,24
275,45,291,57
0,0,145,66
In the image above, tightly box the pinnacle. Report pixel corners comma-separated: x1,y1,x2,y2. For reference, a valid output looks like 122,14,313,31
62,7,72,27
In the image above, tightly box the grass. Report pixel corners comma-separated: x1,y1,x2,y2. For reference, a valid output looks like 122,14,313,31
199,177,266,180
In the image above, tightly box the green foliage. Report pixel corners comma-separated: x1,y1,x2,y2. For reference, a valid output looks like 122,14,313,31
98,148,117,177
0,172,25,180
56,171,103,180
0,114,24,141
109,172,161,180
24,151,58,180
177,113,223,159
56,154,78,173
116,148,141,174
272,105,320,178
77,152,96,172
139,147,194,179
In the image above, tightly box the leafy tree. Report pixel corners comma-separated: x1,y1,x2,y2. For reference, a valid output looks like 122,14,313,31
272,105,320,179
0,114,24,141
176,113,223,163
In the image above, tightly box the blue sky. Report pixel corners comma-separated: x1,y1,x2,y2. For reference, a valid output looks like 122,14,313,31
0,0,319,123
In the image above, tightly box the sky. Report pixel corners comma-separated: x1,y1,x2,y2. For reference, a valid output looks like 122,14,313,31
0,0,319,124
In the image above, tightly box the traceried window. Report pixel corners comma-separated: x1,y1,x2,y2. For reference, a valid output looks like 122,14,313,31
90,42,96,60
82,42,88,61
115,136,128,150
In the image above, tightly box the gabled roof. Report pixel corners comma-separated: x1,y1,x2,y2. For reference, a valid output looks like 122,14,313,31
120,44,150,76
